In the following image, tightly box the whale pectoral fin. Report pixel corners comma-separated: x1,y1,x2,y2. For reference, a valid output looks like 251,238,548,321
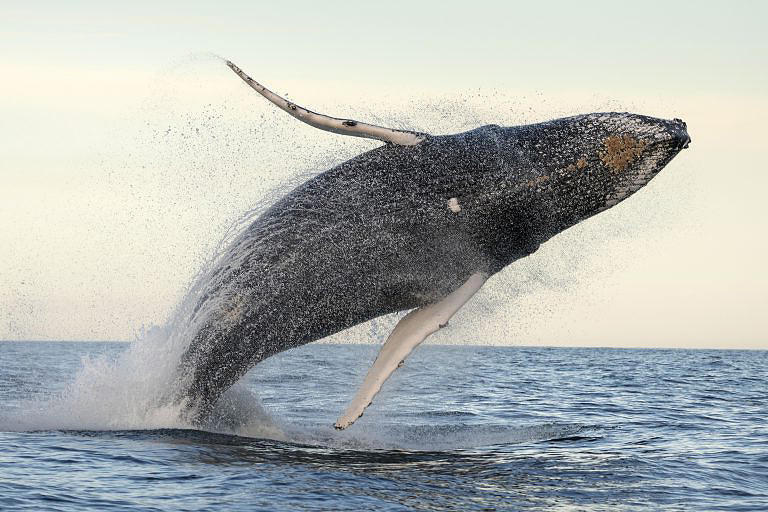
333,273,487,430
225,60,427,146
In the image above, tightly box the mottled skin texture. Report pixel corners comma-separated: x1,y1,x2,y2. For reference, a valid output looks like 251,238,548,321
179,112,690,420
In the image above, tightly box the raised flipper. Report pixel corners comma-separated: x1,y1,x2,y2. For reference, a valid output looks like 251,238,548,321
334,272,487,429
226,60,426,146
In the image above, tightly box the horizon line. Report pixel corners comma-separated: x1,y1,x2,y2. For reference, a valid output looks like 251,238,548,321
1,339,765,352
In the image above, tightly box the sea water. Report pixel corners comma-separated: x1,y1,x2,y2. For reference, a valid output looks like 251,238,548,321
0,341,766,511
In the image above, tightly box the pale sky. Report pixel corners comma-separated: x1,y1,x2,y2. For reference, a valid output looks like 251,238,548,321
1,1,766,348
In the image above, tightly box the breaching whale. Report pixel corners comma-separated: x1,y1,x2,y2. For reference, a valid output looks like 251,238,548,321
177,60,690,429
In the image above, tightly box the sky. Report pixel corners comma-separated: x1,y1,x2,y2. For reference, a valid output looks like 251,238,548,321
1,1,766,348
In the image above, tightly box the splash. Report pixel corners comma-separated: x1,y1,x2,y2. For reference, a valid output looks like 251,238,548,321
5,327,285,438
5,200,288,437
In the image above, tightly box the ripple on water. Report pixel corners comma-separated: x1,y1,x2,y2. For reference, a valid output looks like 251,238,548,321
1,343,767,511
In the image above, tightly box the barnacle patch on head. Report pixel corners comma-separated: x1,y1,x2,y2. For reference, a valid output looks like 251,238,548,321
599,135,647,173
447,197,461,213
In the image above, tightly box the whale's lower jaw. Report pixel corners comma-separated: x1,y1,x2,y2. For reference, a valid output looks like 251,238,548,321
600,145,674,211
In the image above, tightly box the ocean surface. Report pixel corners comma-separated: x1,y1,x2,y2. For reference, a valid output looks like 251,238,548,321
0,341,766,511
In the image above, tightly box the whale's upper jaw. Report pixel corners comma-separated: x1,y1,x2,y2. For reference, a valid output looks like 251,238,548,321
599,117,690,210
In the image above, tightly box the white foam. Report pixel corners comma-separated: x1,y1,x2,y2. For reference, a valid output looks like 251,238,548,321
283,421,591,451
4,341,285,439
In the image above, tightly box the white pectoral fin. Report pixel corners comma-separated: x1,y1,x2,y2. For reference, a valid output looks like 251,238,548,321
334,273,487,430
226,60,426,146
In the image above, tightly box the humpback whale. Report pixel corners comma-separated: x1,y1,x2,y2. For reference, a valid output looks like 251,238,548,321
177,60,691,429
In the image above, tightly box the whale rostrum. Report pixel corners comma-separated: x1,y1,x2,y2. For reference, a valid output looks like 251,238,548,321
177,60,691,429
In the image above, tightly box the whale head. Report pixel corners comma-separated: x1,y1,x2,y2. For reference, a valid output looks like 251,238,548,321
495,113,690,241
583,114,690,211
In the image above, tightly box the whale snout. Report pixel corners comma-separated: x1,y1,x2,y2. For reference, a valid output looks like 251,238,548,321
591,114,691,211
670,118,691,150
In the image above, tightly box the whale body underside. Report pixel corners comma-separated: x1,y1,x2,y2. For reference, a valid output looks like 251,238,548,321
176,61,690,427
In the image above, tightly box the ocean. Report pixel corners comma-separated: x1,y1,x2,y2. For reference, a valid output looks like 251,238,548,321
0,341,766,511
